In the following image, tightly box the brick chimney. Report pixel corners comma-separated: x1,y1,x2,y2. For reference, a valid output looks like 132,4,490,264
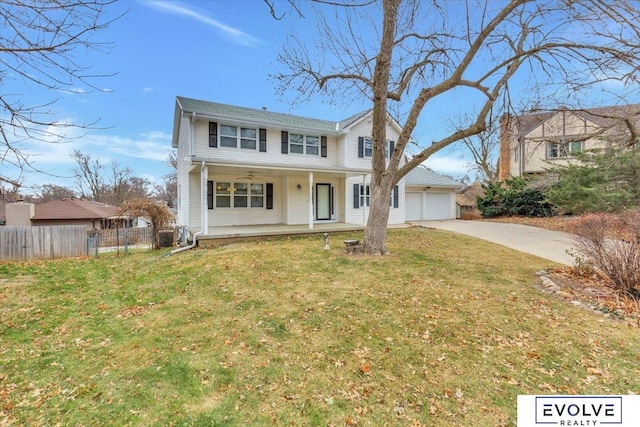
5,201,35,226
498,113,513,182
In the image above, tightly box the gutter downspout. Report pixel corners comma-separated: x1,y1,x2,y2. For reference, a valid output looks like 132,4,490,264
169,160,206,255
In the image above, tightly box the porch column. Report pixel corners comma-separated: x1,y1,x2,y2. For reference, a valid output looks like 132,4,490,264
308,172,314,230
201,165,209,233
362,174,367,226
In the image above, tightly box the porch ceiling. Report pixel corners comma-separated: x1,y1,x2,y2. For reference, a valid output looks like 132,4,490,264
190,157,370,178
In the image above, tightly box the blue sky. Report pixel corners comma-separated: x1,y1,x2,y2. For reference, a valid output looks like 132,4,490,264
3,0,637,193
3,0,473,193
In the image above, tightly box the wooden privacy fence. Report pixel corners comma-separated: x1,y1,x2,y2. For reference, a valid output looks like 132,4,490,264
0,225,87,262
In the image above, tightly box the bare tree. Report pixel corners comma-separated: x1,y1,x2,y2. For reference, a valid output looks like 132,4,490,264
72,149,106,201
154,151,178,208
453,114,500,183
71,149,150,205
0,1,121,186
118,199,174,250
275,0,640,254
33,183,77,202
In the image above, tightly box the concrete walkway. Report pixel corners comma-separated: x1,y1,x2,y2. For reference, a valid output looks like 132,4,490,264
413,220,576,266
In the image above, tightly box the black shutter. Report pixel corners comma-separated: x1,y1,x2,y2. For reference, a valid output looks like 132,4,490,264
209,122,217,148
259,128,267,152
281,131,288,154
389,140,395,158
321,136,327,157
393,185,399,208
207,180,214,209
357,137,364,158
353,183,360,209
266,183,273,209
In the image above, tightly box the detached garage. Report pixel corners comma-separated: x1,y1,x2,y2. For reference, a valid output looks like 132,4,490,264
404,166,462,221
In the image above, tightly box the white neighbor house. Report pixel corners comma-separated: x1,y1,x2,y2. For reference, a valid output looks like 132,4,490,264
172,96,458,238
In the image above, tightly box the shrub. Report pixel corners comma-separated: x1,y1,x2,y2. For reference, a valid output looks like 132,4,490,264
477,178,555,218
570,212,640,296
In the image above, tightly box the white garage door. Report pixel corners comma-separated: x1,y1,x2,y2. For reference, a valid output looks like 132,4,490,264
425,192,452,220
405,192,423,221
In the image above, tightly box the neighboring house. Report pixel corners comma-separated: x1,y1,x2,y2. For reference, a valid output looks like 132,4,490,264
455,182,484,219
173,97,457,238
404,166,462,221
498,105,640,180
4,199,128,230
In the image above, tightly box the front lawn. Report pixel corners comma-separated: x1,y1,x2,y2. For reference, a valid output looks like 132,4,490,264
1,228,638,426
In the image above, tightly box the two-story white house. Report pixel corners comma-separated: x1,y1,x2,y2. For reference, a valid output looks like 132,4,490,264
172,96,421,240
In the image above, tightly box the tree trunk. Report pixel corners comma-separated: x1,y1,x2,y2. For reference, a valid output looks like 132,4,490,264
363,181,393,255
361,0,399,255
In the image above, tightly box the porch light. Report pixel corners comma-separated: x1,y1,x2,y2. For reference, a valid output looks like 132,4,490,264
297,184,302,190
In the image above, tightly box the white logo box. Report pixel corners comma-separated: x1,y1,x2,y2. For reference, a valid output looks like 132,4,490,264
518,395,640,427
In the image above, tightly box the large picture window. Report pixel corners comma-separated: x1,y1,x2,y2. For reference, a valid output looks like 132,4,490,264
211,181,265,208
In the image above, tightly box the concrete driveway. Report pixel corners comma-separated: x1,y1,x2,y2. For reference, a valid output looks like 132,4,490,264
413,220,576,266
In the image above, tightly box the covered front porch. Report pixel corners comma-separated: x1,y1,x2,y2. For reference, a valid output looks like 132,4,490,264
191,159,373,231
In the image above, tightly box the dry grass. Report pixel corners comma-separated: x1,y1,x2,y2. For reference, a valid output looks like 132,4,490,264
1,228,640,426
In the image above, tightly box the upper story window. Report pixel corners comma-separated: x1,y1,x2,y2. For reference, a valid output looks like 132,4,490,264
289,133,320,155
220,125,257,149
281,131,327,157
209,122,267,152
547,141,582,159
358,137,394,159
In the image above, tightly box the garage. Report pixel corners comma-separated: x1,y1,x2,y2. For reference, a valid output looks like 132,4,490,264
404,166,461,221
424,192,453,220
405,192,423,221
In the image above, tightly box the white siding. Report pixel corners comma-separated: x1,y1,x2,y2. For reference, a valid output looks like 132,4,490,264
287,175,311,225
188,171,202,230
176,117,192,226
342,119,402,169
193,121,340,168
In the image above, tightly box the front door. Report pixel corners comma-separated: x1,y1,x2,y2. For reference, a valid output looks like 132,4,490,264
315,183,332,220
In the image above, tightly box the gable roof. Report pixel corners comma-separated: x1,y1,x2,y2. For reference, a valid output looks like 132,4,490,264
173,96,402,147
31,199,119,221
515,104,640,137
404,166,463,188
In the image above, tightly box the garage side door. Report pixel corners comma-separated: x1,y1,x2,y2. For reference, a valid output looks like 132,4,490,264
405,192,423,221
425,192,452,220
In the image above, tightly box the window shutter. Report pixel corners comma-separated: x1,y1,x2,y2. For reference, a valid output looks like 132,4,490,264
207,180,214,209
259,128,267,152
321,136,327,158
353,183,360,209
281,131,288,154
389,140,395,158
357,137,364,158
209,122,217,148
266,183,273,209
393,185,399,208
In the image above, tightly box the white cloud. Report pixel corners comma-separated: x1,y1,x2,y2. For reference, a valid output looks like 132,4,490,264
142,1,265,47
142,87,157,93
422,155,471,177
